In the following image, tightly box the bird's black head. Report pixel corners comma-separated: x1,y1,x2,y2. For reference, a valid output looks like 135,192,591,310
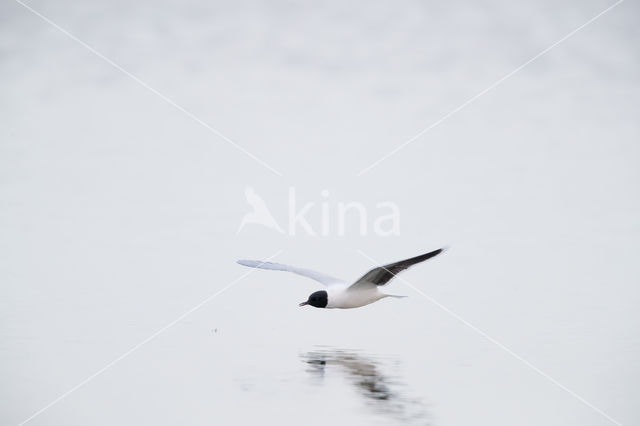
299,290,328,308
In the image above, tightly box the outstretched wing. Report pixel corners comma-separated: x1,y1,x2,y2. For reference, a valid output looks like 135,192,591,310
349,248,444,290
237,260,346,287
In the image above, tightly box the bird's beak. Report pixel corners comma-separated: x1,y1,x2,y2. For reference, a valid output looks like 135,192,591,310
299,301,309,307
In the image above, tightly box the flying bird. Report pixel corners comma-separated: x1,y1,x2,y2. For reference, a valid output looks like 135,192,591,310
237,248,444,309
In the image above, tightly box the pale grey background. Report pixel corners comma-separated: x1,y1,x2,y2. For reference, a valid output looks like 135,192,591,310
1,0,639,425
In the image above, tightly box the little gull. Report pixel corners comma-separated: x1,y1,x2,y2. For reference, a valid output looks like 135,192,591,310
237,248,444,309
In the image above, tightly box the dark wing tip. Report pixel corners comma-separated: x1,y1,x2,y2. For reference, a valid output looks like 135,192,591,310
416,247,446,262
432,246,449,258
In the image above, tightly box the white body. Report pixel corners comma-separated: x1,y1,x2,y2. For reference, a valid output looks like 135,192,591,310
326,284,392,309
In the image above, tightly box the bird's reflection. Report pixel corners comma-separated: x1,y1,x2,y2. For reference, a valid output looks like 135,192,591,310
302,348,431,424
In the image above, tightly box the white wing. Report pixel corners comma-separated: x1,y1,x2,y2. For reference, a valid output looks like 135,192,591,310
237,260,347,287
